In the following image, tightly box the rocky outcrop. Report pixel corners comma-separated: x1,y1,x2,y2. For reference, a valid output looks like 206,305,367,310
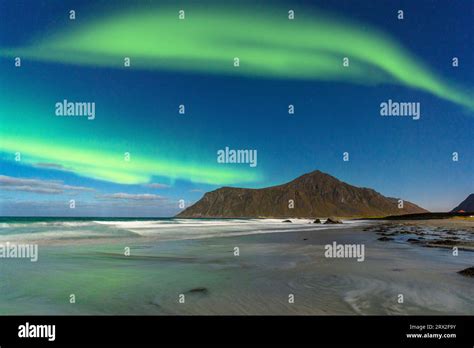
324,217,342,224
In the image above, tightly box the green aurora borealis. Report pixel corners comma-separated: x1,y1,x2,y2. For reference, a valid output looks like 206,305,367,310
3,6,473,110
0,1,473,215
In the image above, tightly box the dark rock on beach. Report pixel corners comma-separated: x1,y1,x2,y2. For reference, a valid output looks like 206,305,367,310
187,287,208,294
313,219,321,224
428,239,459,246
324,217,342,224
282,219,292,223
457,267,474,277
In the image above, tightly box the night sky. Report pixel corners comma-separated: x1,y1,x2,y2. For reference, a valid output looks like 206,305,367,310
1,0,473,216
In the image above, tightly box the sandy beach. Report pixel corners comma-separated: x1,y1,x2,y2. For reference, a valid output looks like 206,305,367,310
0,218,472,315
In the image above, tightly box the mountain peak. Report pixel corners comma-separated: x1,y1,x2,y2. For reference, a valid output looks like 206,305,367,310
452,194,474,212
177,170,427,218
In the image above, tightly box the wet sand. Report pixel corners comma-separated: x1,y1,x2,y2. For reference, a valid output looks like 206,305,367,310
364,219,474,251
0,219,472,315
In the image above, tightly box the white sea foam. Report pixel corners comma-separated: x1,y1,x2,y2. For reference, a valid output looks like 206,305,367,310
93,219,367,242
0,221,97,228
0,218,368,243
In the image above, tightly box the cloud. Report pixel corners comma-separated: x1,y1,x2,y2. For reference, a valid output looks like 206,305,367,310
99,193,165,201
189,189,204,193
0,198,180,217
145,183,170,189
33,162,69,171
0,175,95,194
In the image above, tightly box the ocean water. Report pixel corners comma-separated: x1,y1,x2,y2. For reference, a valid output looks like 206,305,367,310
0,218,473,315
0,217,360,242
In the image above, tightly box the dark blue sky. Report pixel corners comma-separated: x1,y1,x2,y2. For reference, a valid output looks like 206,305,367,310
0,0,473,216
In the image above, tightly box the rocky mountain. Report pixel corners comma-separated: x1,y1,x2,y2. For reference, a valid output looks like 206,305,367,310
177,170,428,218
452,194,474,212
